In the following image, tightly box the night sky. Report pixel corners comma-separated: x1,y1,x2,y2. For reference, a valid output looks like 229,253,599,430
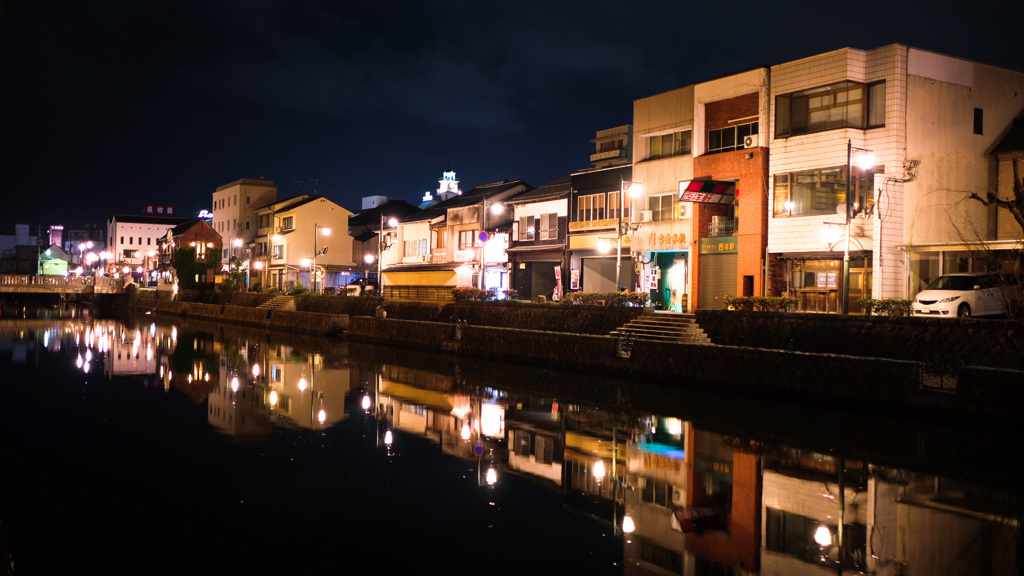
2,0,1023,232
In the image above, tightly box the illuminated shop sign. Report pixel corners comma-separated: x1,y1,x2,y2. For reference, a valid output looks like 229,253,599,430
699,236,738,254
679,180,736,204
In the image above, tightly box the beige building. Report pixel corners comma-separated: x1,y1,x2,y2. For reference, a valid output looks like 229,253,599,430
212,178,277,264
252,195,357,292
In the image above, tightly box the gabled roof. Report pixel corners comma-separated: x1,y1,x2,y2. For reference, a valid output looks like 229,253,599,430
511,175,571,203
168,218,214,237
349,199,421,227
993,118,1024,155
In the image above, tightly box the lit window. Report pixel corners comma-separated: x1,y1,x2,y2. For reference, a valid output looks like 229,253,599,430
775,80,885,138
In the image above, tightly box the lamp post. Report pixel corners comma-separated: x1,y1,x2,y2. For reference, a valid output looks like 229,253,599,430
312,224,330,294
842,140,874,315
377,214,397,293
79,241,93,274
478,197,505,290
616,180,644,291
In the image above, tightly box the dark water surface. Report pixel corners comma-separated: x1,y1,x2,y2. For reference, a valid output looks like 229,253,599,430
1,310,1021,575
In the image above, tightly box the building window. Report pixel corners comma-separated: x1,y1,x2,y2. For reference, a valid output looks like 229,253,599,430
281,216,294,231
707,122,758,154
147,238,151,245
640,477,678,507
458,230,479,249
765,508,866,571
639,539,683,574
431,229,446,250
272,244,282,259
775,80,885,138
974,108,984,135
539,213,558,240
519,216,536,241
577,193,606,222
773,166,877,217
404,238,427,257
646,130,691,160
649,194,674,221
608,192,636,220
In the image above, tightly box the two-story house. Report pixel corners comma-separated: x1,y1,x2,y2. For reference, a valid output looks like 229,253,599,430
252,195,356,292
507,176,572,301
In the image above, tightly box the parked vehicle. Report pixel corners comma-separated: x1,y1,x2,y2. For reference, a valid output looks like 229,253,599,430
911,273,1012,318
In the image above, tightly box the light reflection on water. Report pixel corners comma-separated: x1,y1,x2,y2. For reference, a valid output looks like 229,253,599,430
0,312,1021,575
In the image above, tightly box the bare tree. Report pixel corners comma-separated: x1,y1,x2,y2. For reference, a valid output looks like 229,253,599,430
961,154,1024,318
968,154,1024,234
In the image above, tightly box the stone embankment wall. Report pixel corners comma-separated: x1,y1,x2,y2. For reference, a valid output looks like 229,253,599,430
695,310,1024,369
347,313,1024,421
153,300,349,335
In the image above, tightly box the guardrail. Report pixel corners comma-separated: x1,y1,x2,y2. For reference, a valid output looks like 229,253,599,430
0,274,126,294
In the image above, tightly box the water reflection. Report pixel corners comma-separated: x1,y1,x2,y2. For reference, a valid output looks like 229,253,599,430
0,312,1020,575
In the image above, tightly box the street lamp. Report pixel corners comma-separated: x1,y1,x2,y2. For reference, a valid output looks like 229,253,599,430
616,180,644,291
78,241,93,273
312,224,330,294
841,140,875,315
377,214,398,293
478,198,505,290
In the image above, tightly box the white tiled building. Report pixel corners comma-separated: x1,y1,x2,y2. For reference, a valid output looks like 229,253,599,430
767,44,1024,312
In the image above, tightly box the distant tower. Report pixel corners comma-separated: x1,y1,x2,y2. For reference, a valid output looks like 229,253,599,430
435,170,462,201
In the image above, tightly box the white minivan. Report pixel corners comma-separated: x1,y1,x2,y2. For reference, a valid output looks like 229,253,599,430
912,273,1009,318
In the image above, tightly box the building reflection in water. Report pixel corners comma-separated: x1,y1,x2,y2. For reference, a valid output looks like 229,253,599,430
4,315,1020,576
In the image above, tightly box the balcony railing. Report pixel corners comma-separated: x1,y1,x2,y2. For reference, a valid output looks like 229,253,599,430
708,217,736,237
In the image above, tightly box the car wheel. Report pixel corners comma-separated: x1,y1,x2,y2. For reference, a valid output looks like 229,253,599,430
957,303,972,318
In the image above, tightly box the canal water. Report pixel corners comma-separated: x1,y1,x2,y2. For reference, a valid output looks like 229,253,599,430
0,308,1020,575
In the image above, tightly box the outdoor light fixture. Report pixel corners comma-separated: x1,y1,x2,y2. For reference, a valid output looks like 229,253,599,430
477,197,504,289
312,224,330,294
841,140,875,315
616,180,644,291
377,215,398,291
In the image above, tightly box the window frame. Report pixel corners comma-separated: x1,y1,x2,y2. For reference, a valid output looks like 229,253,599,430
707,122,758,155
458,230,479,249
577,193,606,222
773,166,877,217
775,80,885,138
649,194,675,221
539,213,558,240
519,215,536,241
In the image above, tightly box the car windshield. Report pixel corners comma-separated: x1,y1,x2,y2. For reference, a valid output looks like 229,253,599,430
926,275,979,291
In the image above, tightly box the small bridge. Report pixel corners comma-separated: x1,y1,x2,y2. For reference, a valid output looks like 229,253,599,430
0,274,127,295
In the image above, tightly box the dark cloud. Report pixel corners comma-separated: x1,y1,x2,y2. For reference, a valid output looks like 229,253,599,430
1,0,1022,231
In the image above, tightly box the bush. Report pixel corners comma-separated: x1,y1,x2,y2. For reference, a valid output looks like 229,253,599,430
724,295,798,312
561,291,649,307
289,281,308,296
451,287,497,301
857,297,912,317
502,289,520,301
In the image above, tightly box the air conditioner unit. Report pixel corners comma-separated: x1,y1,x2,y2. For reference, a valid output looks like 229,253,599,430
743,134,759,148
638,210,653,223
672,486,685,507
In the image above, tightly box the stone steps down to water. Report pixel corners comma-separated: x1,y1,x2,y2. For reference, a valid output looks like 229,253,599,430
609,313,711,345
257,295,296,311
